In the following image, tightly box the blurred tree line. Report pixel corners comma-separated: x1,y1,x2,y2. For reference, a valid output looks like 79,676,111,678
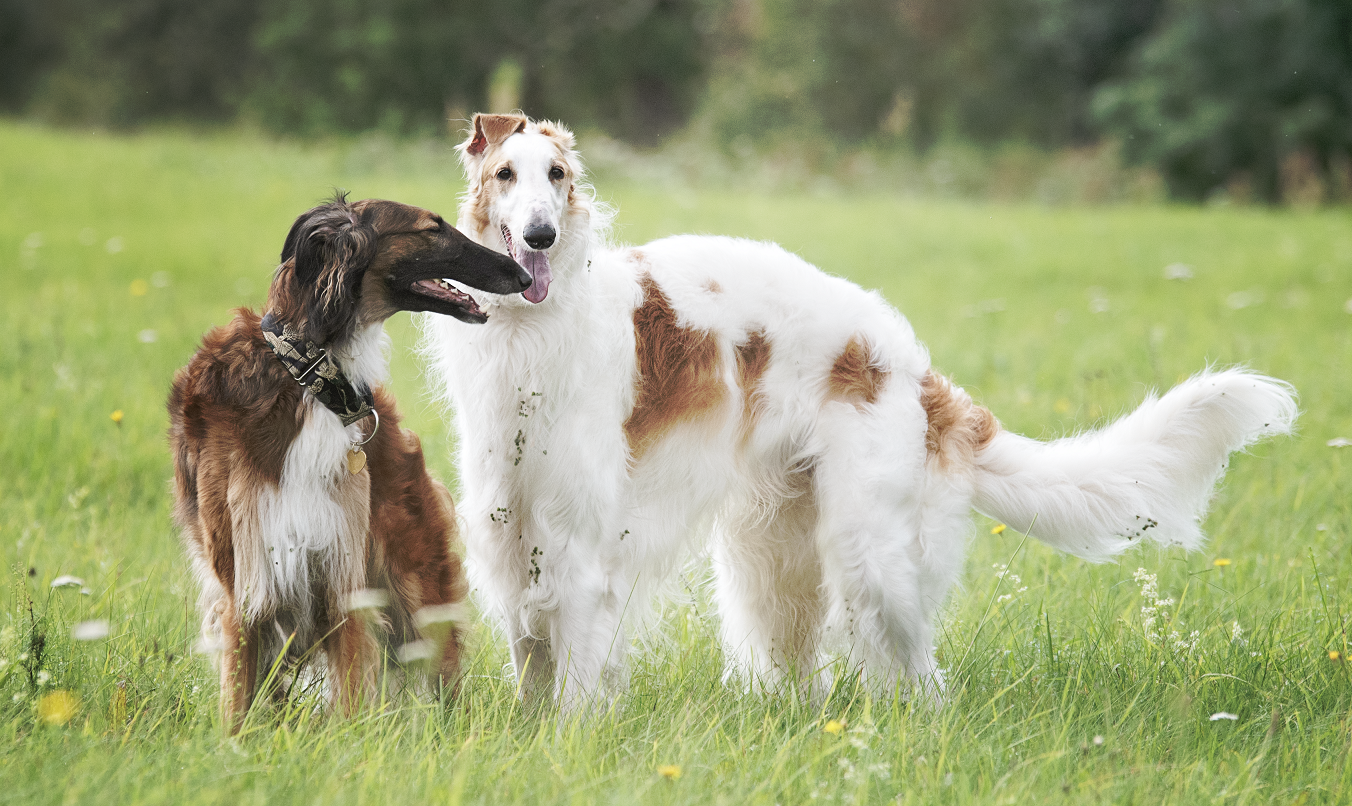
2,0,1349,202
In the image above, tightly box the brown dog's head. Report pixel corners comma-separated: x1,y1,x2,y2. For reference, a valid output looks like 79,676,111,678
269,194,532,345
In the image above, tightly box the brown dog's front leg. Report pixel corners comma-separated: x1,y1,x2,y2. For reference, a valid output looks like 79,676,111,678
325,615,375,716
219,600,258,734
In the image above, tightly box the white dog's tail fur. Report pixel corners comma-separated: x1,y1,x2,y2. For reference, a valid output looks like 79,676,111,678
969,369,1297,561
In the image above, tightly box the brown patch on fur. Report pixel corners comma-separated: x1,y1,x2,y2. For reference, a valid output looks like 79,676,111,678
704,279,723,293
624,274,727,461
827,336,888,408
735,328,771,444
919,370,1000,469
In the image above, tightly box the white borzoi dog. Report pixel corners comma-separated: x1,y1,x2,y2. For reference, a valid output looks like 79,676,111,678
422,113,1298,707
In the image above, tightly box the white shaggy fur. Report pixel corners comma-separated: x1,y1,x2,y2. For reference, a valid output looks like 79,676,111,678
422,118,1298,707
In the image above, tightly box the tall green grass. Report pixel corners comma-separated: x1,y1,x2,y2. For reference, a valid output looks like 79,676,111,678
1,121,1349,804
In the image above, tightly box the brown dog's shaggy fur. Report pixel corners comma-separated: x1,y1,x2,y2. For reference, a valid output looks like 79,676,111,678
168,195,528,731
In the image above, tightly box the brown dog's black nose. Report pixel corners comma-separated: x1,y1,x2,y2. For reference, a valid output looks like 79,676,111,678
523,223,556,250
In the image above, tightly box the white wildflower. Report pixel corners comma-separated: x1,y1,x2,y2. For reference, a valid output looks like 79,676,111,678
342,588,389,613
35,670,51,686
396,640,436,663
50,575,85,589
1209,712,1239,721
71,620,109,641
1230,621,1244,643
413,602,468,630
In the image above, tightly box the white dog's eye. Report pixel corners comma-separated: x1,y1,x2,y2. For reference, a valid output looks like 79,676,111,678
548,166,565,181
496,166,513,181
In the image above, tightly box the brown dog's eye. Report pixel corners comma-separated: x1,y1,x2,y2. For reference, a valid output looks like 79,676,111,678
496,167,513,181
548,166,565,181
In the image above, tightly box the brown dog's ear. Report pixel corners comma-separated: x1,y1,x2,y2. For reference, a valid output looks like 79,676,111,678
465,113,528,157
276,194,377,346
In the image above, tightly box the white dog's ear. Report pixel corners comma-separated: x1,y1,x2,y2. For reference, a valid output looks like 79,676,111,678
464,113,528,157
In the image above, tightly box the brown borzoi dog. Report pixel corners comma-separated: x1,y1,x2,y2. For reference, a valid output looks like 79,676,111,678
169,195,530,730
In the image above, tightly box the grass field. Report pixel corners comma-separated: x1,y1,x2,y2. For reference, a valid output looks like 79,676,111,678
1,120,1350,804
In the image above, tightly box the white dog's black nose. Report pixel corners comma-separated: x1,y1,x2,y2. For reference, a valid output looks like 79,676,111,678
523,223,556,250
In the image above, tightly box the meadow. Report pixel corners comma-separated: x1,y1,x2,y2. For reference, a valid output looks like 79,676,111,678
0,120,1349,804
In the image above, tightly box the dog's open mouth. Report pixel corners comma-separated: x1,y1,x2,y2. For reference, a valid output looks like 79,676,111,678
410,278,486,319
502,225,552,304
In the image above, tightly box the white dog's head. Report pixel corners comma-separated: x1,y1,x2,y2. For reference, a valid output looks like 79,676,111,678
456,114,590,305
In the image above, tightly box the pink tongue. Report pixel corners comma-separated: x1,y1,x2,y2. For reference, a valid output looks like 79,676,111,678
520,249,552,304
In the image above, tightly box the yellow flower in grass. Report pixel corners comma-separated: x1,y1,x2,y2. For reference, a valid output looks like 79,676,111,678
1330,650,1342,662
657,765,681,780
1213,558,1232,567
38,690,79,725
110,410,124,425
990,524,1007,535
129,279,149,297
823,719,845,736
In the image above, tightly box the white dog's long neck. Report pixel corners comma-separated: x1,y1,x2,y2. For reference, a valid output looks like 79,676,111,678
332,323,391,393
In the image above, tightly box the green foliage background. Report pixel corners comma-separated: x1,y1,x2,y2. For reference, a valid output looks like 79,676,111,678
3,0,1350,200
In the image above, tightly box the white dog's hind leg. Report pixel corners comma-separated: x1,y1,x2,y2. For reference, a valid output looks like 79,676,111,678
713,470,826,695
811,402,945,702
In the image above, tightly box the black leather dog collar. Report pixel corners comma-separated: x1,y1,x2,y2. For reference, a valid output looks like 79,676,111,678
260,312,375,428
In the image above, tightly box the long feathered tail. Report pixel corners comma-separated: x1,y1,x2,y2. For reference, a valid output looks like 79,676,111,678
970,369,1297,561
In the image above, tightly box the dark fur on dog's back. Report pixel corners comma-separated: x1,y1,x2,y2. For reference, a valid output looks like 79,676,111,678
166,195,518,731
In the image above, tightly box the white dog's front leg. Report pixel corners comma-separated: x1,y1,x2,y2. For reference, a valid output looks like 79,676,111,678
549,569,628,712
